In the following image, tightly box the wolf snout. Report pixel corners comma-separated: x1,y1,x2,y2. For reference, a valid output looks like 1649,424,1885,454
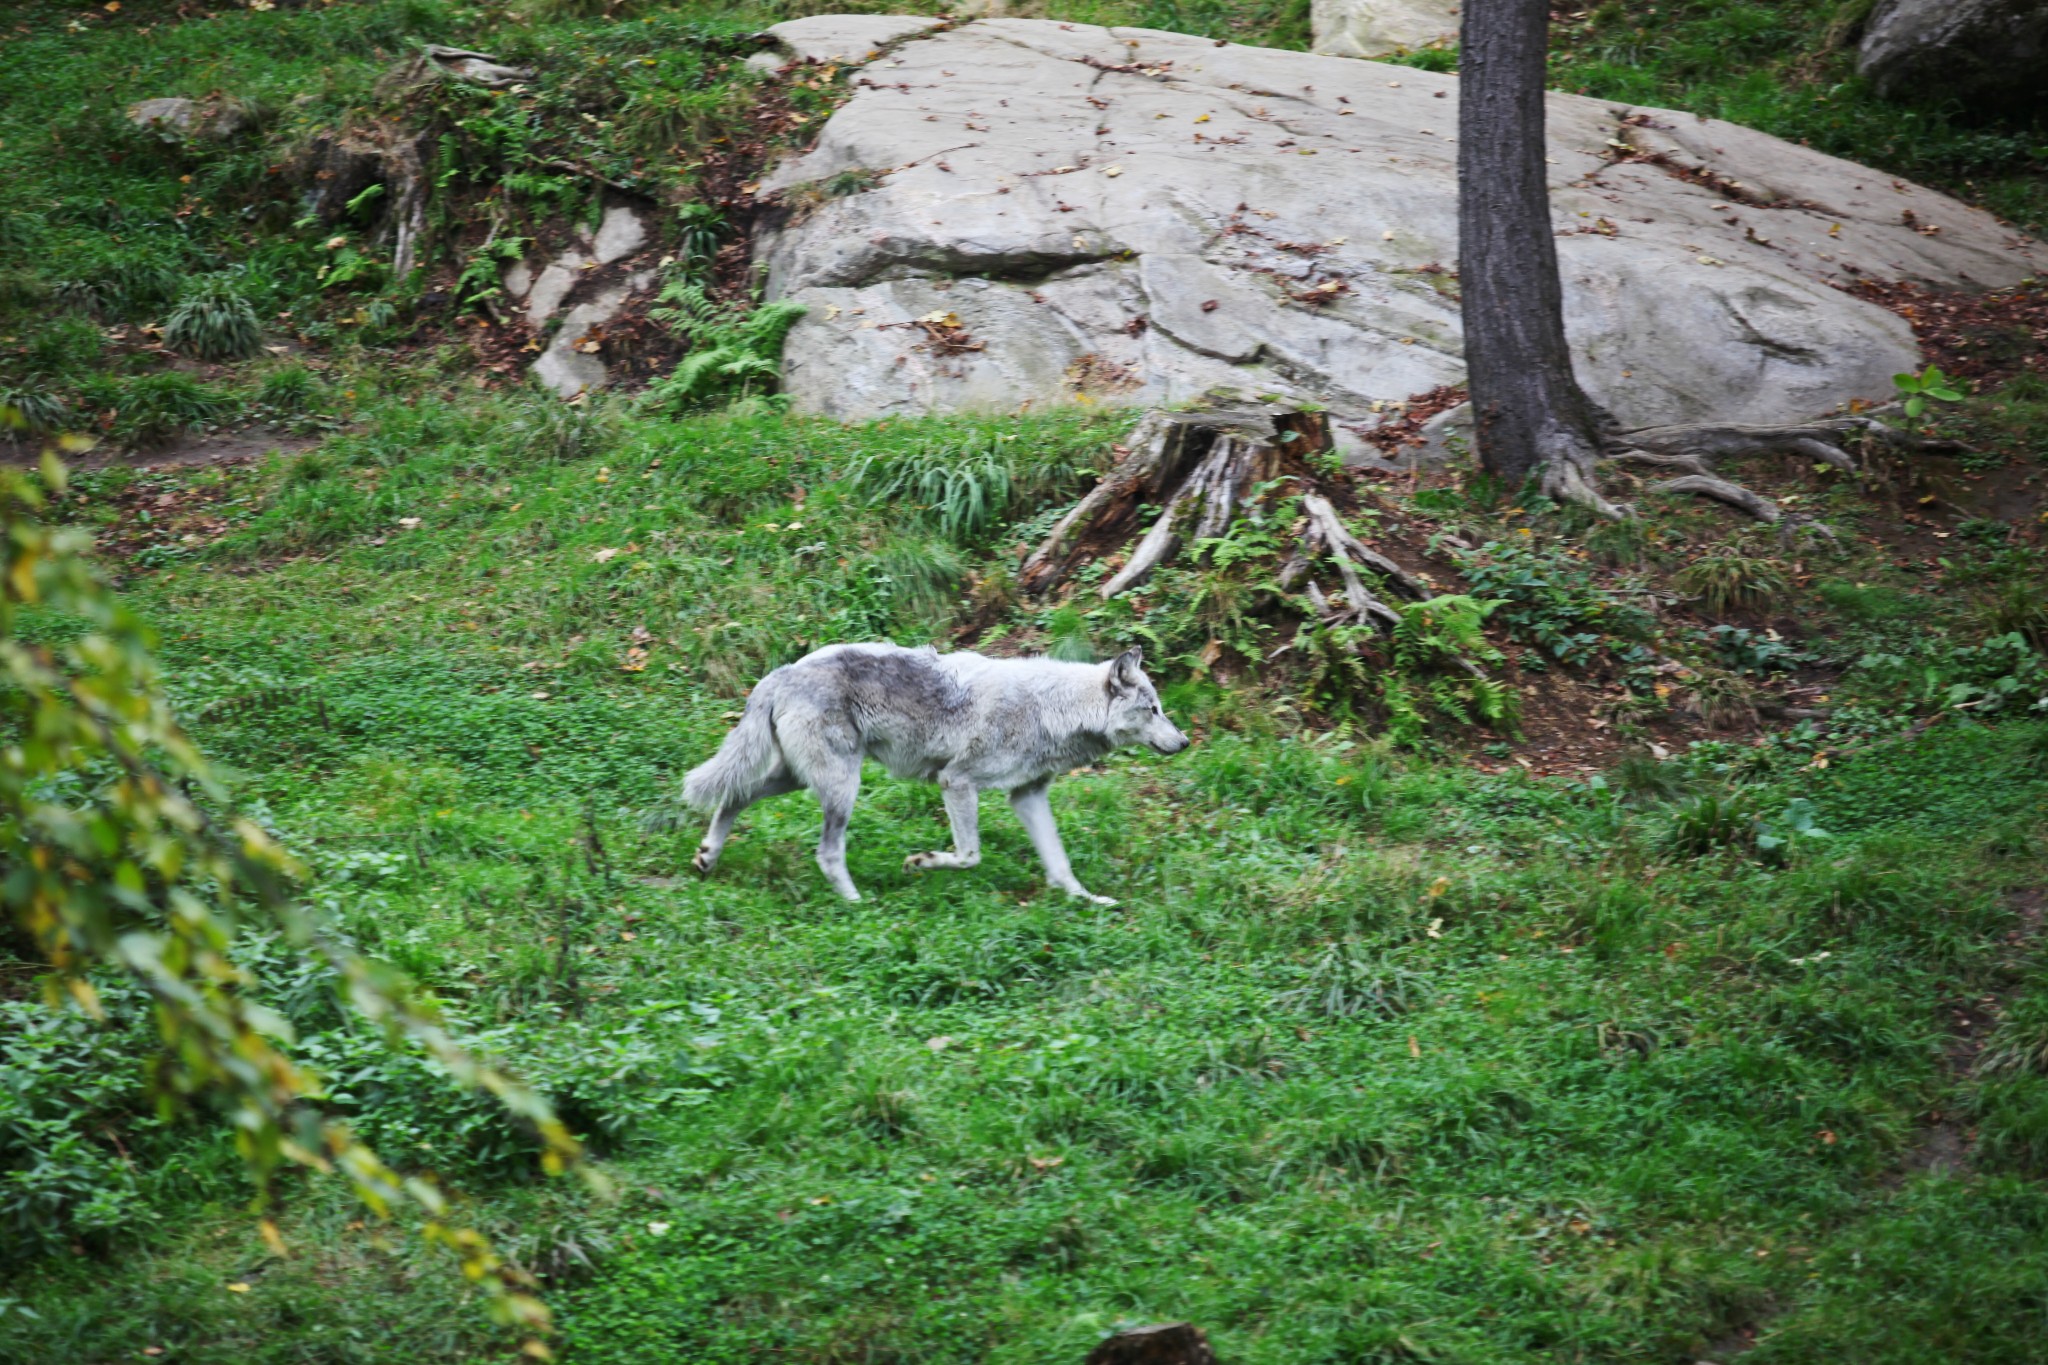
1152,728,1191,755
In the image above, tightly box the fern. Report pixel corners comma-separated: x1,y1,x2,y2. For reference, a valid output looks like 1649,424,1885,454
643,279,805,414
1378,595,1518,745
454,236,530,311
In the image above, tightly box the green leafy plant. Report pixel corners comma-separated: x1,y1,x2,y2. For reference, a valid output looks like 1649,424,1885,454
1608,750,1693,806
91,371,240,446
455,235,531,311
1277,942,1430,1019
1979,990,2048,1078
162,273,263,362
1893,364,1965,419
1380,594,1517,746
0,384,67,435
1457,540,1644,669
1663,790,1761,857
1,445,581,1351
1755,797,1831,862
1978,576,2048,652
643,279,805,414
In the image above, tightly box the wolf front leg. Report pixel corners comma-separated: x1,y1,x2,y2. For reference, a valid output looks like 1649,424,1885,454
906,778,982,872
1009,780,1116,906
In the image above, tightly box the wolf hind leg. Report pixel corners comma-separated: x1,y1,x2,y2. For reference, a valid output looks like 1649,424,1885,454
809,758,864,902
906,779,982,873
693,769,798,875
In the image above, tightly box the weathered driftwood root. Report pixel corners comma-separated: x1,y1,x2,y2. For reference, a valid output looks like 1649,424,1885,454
1279,493,1423,629
1539,448,1632,522
1098,429,1259,598
1020,406,1329,599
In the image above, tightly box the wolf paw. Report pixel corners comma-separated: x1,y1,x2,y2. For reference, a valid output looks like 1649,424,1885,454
691,846,717,875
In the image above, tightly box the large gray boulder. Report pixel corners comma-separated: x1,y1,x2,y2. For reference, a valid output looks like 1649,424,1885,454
1311,0,1460,59
753,17,2041,453
1858,0,2048,110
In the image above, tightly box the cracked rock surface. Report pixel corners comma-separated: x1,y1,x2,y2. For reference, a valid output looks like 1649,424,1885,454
753,17,2041,454
1311,0,1462,59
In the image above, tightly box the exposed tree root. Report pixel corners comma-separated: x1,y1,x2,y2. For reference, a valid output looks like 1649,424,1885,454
1580,413,1964,529
1022,406,1423,639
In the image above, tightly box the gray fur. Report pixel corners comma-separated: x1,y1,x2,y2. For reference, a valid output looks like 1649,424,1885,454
682,643,1189,903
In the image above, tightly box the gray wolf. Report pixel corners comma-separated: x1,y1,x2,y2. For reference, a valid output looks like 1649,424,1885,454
681,644,1189,904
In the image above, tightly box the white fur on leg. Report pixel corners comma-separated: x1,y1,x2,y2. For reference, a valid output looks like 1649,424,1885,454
1009,783,1116,906
907,781,983,873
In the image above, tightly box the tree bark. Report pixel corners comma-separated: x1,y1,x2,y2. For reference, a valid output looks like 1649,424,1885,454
1458,0,1611,504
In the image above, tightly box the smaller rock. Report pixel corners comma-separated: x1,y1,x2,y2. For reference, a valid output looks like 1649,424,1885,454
1311,0,1462,58
1858,0,2048,111
526,253,589,328
746,13,945,72
1414,400,1473,465
1084,1323,1217,1365
127,96,252,142
412,45,532,88
589,204,649,266
532,285,634,398
502,259,535,300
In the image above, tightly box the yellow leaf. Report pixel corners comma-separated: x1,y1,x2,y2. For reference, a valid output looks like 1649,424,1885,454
226,1282,251,1294
260,1218,287,1256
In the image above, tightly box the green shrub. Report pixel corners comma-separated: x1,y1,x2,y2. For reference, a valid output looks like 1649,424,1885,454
23,316,105,376
0,988,163,1257
851,431,1089,544
1673,542,1790,616
163,273,263,362
1978,577,2048,653
1979,989,2048,1078
1381,593,1517,746
253,363,322,415
1456,539,1646,668
0,384,68,435
1662,790,1760,857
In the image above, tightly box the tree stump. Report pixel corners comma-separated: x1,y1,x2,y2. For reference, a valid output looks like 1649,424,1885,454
1021,405,1425,630
1084,1321,1218,1365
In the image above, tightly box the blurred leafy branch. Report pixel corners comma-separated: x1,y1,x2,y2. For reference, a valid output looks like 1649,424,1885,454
0,405,587,1356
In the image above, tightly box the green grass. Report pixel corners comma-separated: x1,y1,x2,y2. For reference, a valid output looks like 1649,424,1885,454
4,2,2048,1360
4,396,2047,1363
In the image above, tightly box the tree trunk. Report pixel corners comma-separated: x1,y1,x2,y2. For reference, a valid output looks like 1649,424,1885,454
1457,0,1612,505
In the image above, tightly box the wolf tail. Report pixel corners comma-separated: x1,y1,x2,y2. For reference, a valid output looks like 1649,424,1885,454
682,674,783,813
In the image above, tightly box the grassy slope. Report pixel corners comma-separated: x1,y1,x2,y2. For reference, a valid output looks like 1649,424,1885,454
3,3,2048,1364
5,395,2047,1364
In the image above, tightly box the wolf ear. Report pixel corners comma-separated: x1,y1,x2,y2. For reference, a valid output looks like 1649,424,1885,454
1108,646,1144,692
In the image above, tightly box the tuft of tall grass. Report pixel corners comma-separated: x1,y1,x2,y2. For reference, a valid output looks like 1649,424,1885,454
163,274,264,362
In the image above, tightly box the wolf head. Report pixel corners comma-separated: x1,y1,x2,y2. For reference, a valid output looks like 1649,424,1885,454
1103,647,1190,755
